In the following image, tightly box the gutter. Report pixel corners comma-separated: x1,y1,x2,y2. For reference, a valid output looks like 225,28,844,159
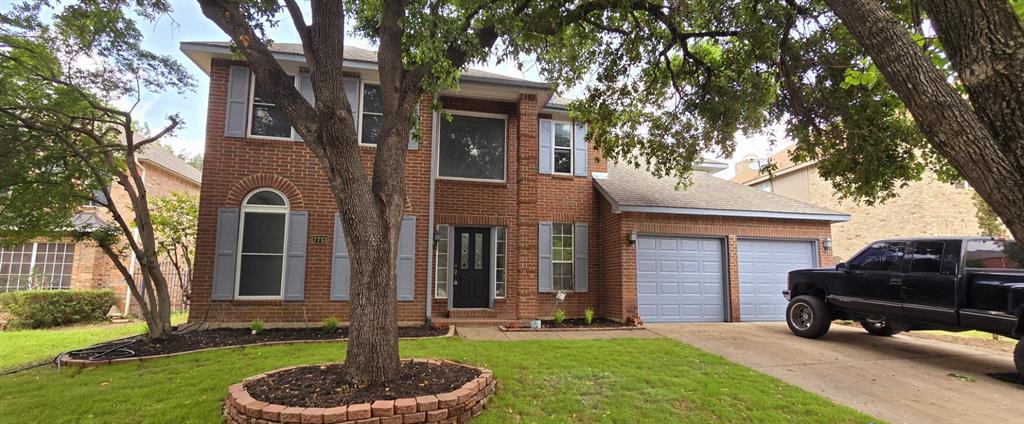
424,111,439,325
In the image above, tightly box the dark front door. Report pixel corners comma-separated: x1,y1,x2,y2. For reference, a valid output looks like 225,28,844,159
453,227,490,308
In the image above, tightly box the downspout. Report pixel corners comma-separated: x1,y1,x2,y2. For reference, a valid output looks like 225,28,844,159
424,110,439,326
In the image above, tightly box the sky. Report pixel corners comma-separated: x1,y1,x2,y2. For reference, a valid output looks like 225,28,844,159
119,2,792,177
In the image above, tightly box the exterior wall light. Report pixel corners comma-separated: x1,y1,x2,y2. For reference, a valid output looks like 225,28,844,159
628,230,638,245
823,237,833,252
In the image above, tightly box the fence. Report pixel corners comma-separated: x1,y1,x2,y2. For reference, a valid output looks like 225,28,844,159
130,261,190,315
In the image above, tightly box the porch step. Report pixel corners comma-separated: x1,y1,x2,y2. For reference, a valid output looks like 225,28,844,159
434,317,517,327
447,308,499,319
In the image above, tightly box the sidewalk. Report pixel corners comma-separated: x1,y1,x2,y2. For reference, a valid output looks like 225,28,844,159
456,326,660,341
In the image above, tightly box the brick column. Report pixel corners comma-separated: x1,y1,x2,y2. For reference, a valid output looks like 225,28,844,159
515,94,539,320
726,235,741,322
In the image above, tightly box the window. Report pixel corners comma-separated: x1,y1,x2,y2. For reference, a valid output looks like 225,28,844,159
434,225,449,298
909,242,944,274
553,121,573,174
848,242,905,272
756,181,773,192
552,223,574,291
965,239,1024,269
236,189,289,298
494,227,507,298
359,83,382,145
249,76,295,139
438,112,507,181
0,242,74,292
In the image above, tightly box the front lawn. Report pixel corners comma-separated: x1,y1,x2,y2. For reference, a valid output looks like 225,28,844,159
0,337,877,423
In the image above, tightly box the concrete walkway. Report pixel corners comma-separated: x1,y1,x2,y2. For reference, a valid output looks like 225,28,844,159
457,326,659,341
647,322,1024,424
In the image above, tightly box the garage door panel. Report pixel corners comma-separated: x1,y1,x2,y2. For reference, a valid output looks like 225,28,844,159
637,236,725,323
738,239,816,321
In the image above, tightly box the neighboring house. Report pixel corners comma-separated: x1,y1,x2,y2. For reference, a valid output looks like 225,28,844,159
730,145,983,260
180,41,848,326
0,145,202,314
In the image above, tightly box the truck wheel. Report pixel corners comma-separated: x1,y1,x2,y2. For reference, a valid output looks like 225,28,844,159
786,295,832,338
860,320,899,337
1015,340,1024,380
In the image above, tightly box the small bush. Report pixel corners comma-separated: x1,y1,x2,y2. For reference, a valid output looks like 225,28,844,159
584,307,595,325
322,316,339,333
0,290,116,329
553,309,566,326
250,319,265,334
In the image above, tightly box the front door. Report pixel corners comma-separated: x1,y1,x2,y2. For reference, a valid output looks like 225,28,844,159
453,227,490,308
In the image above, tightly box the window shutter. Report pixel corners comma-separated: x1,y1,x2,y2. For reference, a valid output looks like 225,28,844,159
212,208,240,300
397,216,417,301
574,223,589,292
538,119,553,174
573,122,588,177
293,73,314,141
330,213,350,301
344,77,360,115
224,67,250,138
538,221,553,293
283,211,308,300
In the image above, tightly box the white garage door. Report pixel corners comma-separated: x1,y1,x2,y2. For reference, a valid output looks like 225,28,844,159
636,236,725,322
738,239,816,321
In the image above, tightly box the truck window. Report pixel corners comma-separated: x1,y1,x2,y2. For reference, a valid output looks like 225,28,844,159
848,242,905,272
909,241,943,273
964,240,1024,269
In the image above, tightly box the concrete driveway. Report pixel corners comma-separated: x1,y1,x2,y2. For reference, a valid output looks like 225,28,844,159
646,322,1023,424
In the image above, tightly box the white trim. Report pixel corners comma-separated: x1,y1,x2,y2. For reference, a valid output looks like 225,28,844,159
246,74,299,141
234,188,290,300
435,109,508,183
552,120,574,175
433,224,449,299
356,80,378,147
551,222,575,292
493,226,507,299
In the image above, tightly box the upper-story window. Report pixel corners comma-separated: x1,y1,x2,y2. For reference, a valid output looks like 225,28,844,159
359,83,383,145
249,76,295,139
437,111,507,182
236,189,289,298
553,121,573,174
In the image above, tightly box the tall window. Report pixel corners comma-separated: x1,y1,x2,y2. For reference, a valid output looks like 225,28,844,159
494,227,507,298
438,112,507,181
236,189,289,298
0,242,75,292
553,121,573,174
434,225,449,298
552,223,574,291
249,76,295,138
359,83,383,145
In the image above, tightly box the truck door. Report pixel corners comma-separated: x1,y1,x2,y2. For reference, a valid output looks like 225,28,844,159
900,240,959,325
841,241,906,317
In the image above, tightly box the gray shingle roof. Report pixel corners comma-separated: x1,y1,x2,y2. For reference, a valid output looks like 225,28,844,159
595,163,848,221
138,145,202,184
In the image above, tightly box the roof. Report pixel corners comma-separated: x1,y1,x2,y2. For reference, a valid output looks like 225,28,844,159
595,163,849,222
138,145,202,184
71,210,108,232
731,145,815,185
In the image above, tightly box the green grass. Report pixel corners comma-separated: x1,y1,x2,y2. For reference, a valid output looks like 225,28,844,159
0,311,188,370
0,337,877,423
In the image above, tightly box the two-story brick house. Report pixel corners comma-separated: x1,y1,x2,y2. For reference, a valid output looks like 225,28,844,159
181,42,849,326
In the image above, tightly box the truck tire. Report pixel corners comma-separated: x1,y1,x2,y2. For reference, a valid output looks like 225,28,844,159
1015,340,1024,380
860,320,899,337
786,295,832,338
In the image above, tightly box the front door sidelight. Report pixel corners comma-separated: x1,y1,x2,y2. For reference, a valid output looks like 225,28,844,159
453,227,490,308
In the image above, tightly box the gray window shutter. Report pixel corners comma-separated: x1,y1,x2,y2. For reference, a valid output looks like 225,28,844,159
573,122,588,177
397,215,416,301
284,211,308,300
538,221,553,293
293,73,314,141
212,208,240,300
330,213,350,301
224,67,250,138
574,223,589,292
344,77,360,115
539,119,553,174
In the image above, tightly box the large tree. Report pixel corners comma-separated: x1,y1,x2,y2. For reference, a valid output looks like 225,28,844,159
0,1,194,339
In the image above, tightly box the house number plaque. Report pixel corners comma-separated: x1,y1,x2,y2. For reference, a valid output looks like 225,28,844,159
311,235,329,245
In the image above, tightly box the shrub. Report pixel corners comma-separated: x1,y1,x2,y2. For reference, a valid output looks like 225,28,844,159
553,309,566,326
584,307,595,325
250,319,265,334
322,316,339,333
0,290,116,329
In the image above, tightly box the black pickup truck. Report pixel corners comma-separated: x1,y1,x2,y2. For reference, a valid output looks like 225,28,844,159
784,237,1024,379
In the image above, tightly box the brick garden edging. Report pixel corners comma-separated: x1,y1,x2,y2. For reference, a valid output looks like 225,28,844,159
224,359,495,424
57,326,455,369
497,325,644,332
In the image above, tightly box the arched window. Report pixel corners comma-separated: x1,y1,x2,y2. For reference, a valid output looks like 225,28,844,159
236,188,289,298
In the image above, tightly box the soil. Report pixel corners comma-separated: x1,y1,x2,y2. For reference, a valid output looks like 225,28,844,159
245,362,480,408
538,318,633,329
67,326,447,360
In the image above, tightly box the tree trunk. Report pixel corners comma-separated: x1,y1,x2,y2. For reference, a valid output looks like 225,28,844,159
824,0,1024,242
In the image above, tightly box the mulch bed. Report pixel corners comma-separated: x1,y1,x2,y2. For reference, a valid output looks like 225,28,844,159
245,362,479,408
539,318,633,329
66,326,446,360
